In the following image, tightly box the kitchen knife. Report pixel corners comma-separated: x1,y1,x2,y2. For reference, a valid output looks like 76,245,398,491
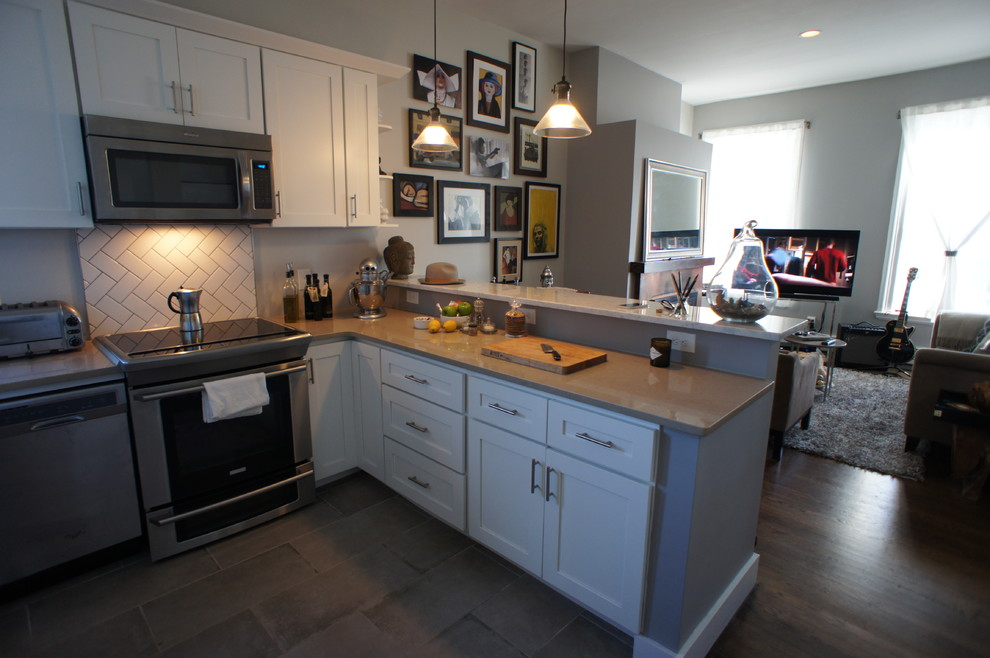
541,343,562,361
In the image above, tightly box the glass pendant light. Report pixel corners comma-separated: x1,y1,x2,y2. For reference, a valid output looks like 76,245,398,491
534,0,591,139
412,0,458,153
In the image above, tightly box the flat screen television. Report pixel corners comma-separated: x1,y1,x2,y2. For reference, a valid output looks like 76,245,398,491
738,228,860,299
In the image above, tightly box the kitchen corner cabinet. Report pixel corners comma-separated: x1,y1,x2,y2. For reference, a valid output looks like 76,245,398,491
262,50,380,228
68,2,264,133
352,342,384,480
0,0,92,228
307,342,357,482
467,381,654,631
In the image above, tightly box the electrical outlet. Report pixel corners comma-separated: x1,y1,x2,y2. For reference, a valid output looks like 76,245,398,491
406,290,419,304
668,330,696,353
522,308,536,325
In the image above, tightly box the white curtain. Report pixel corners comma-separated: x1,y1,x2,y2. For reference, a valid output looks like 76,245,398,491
884,96,990,318
701,120,806,276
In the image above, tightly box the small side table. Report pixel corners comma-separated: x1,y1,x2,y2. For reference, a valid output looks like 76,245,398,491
934,390,990,500
783,334,847,400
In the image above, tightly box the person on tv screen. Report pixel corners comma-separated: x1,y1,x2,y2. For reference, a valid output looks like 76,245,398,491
805,239,848,284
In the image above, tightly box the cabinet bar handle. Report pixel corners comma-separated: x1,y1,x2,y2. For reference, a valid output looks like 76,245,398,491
487,402,519,416
405,421,428,433
169,80,180,113
77,182,86,215
307,358,315,384
575,431,615,449
275,191,282,217
408,475,430,489
350,194,358,218
185,84,195,115
404,374,429,385
530,459,542,494
545,467,556,502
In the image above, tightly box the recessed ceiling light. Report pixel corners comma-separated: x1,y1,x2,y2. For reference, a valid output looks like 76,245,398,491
800,29,822,38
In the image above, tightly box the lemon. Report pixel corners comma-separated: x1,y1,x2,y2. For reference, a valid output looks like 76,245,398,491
427,319,442,333
443,320,458,333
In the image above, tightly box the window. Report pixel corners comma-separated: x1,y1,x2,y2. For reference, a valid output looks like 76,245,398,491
882,97,990,318
701,120,807,271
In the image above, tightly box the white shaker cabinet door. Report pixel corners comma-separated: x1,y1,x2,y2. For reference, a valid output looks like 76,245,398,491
1,0,92,228
69,2,183,124
342,68,380,227
467,420,545,575
175,29,264,133
308,342,357,482
542,449,651,632
263,49,347,227
352,342,385,481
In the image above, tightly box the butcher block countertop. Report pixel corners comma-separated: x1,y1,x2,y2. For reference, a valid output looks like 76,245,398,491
0,309,772,436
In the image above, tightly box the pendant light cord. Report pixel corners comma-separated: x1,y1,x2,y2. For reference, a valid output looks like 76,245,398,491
562,0,568,80
432,0,439,111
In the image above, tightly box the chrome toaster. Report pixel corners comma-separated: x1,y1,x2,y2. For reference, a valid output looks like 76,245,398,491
0,300,85,359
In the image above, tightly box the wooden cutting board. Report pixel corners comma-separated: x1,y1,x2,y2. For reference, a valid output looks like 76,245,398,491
481,336,608,374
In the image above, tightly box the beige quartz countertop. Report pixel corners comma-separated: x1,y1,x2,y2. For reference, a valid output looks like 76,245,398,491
290,309,773,436
0,310,773,435
0,342,121,399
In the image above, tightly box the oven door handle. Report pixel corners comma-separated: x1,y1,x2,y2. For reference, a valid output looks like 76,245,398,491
133,364,308,402
149,470,312,526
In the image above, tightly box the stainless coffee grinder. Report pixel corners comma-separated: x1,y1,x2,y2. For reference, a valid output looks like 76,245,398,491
347,258,390,319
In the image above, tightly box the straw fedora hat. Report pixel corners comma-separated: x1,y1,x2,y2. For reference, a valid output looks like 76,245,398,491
419,262,465,285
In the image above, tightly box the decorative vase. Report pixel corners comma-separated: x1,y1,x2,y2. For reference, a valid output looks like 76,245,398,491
707,220,778,323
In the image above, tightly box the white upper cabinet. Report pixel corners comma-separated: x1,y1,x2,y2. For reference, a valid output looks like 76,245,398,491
0,0,92,228
68,2,263,133
263,50,380,228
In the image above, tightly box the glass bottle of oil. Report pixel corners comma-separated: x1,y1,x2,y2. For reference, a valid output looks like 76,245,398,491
282,263,299,323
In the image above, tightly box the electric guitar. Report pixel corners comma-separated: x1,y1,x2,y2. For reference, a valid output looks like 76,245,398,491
876,267,918,364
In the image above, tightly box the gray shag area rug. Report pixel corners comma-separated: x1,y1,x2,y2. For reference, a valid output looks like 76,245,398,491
783,367,925,480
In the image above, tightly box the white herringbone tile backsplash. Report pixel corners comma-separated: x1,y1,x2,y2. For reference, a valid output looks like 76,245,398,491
77,225,257,337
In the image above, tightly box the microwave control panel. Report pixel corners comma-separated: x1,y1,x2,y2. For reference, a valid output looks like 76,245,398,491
252,161,274,210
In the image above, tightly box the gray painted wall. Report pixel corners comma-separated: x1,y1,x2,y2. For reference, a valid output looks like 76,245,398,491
693,57,990,341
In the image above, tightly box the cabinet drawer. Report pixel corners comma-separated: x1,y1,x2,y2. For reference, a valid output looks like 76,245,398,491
547,401,658,482
382,385,465,472
468,376,548,442
381,349,465,412
384,438,465,531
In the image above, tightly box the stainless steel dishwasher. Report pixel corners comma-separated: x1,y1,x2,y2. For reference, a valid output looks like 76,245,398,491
0,381,142,587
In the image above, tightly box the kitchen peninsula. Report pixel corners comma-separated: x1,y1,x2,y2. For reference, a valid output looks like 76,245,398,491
1,285,801,658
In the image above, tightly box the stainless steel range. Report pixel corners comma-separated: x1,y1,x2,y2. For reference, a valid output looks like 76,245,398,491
96,318,314,561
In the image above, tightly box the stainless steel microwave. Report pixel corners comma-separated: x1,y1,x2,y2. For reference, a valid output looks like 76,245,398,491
82,115,275,224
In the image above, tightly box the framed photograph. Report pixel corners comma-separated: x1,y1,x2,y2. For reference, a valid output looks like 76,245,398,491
412,54,462,109
514,117,548,177
392,173,434,217
408,109,462,171
512,42,537,112
494,238,523,282
466,51,510,133
494,185,522,232
469,135,510,179
524,182,560,258
437,180,491,244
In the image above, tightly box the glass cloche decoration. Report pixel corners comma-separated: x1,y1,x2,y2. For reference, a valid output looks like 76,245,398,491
707,220,778,323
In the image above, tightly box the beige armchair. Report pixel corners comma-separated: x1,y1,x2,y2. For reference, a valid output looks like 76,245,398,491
769,350,820,460
903,311,990,450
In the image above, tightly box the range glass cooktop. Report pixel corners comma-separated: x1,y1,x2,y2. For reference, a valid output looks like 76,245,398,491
96,318,307,363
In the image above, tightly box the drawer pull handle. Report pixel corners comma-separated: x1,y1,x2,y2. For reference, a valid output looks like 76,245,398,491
405,421,428,433
488,402,519,416
408,475,430,489
575,432,615,449
404,374,429,385
530,459,542,494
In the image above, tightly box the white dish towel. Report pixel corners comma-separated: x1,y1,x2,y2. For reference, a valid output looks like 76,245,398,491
202,372,270,423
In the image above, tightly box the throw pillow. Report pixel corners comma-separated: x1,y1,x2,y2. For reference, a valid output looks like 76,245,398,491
966,318,990,352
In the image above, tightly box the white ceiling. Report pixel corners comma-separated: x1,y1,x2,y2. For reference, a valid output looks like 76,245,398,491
450,0,990,105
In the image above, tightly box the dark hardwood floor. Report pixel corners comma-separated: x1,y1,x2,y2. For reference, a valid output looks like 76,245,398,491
710,447,990,657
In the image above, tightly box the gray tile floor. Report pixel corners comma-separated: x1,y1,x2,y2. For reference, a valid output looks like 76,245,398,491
1,472,633,657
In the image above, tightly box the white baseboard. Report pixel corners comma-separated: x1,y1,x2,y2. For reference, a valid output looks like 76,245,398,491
632,553,759,658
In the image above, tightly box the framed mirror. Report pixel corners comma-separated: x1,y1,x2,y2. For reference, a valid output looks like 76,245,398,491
643,159,707,260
